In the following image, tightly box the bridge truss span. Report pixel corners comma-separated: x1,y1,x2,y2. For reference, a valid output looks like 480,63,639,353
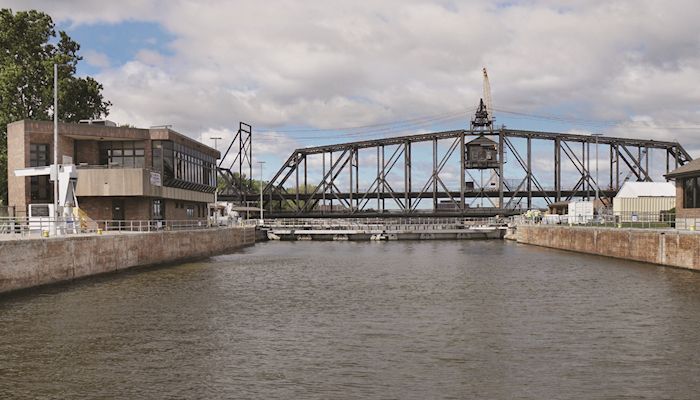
261,128,691,217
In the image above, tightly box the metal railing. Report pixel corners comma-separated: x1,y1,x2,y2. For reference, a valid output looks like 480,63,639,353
260,217,505,231
515,211,700,231
0,217,250,238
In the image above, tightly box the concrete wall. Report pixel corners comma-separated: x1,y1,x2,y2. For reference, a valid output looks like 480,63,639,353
75,168,214,203
0,226,255,294
517,225,700,271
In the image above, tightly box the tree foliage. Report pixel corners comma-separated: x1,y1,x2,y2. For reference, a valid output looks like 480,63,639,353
0,8,111,204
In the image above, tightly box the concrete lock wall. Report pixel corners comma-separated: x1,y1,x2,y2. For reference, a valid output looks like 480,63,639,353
0,227,256,294
517,225,700,271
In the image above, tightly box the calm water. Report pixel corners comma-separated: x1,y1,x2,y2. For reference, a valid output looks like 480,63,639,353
2,241,700,399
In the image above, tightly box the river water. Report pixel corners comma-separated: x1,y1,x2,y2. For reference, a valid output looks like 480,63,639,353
1,241,700,399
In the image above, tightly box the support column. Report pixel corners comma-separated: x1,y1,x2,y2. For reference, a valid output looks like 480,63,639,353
460,132,465,211
675,147,679,169
615,144,620,190
609,144,614,191
295,155,300,206
555,137,561,202
322,152,326,213
645,147,650,181
355,149,359,211
349,148,354,211
433,137,438,211
585,141,590,200
376,146,381,211
527,135,532,209
329,151,333,212
404,142,411,211
498,130,504,208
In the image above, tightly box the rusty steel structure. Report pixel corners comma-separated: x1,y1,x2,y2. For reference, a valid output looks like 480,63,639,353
217,122,254,201
254,127,691,217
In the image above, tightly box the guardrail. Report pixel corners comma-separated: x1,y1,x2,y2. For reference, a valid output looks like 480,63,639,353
0,217,250,238
515,211,700,231
261,217,505,230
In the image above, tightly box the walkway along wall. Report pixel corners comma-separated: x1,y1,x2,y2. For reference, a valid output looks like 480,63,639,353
516,225,700,271
0,227,256,294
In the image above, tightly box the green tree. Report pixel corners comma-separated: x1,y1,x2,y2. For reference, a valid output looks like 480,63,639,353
0,9,111,204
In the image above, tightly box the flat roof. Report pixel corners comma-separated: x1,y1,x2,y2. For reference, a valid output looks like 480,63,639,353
615,181,676,198
9,119,221,158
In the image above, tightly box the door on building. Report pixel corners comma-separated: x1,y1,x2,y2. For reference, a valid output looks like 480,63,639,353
112,199,125,221
152,199,164,220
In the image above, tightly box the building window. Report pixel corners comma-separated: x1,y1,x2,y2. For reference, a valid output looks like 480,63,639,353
186,205,195,218
99,141,145,167
152,140,217,192
29,143,52,201
152,199,164,219
683,177,700,208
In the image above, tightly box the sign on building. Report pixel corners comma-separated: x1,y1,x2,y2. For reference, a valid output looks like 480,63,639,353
150,171,162,187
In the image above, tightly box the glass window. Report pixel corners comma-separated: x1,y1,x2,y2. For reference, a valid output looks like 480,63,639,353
29,144,52,201
150,140,216,191
99,141,145,167
684,177,700,209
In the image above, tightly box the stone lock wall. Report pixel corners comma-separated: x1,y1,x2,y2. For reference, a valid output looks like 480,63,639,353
0,226,256,294
516,225,700,271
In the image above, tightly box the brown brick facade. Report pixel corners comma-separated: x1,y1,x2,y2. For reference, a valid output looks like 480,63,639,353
7,120,219,221
675,180,700,218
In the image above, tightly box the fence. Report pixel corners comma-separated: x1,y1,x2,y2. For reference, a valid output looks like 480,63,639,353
516,211,700,231
261,217,505,231
0,217,248,238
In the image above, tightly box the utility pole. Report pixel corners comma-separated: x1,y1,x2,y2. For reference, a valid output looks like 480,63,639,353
257,161,265,223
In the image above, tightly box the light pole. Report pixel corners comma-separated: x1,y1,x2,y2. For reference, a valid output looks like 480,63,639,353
53,63,59,232
52,63,69,234
210,136,222,151
210,136,223,205
257,161,265,223
592,133,603,208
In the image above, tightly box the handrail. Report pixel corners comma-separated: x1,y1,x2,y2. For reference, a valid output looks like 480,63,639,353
0,217,252,238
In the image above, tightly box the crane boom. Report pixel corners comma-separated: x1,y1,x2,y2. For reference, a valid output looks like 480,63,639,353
482,67,493,123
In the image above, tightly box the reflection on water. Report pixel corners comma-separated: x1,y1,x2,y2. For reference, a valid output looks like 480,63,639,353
1,241,700,399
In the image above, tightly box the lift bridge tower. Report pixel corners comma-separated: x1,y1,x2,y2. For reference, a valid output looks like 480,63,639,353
463,68,506,208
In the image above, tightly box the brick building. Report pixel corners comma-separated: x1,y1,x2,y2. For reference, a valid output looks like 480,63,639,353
665,159,700,226
7,120,220,221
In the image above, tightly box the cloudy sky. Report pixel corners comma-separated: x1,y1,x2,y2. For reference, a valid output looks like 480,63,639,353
3,0,700,190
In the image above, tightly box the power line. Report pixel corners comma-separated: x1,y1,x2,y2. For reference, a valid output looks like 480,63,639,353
254,114,467,141
256,108,472,133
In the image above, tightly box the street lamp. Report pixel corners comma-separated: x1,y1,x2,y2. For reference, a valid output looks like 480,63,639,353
210,136,223,151
257,161,266,223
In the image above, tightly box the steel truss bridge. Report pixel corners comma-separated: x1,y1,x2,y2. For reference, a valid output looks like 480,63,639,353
217,126,691,218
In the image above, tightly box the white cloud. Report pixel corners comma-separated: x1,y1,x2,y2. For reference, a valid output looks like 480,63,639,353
82,49,110,68
5,0,700,158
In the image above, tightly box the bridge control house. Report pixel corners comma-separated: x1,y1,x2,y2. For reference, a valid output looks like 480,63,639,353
7,120,220,221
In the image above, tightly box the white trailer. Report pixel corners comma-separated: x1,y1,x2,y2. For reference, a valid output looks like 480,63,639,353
567,201,594,224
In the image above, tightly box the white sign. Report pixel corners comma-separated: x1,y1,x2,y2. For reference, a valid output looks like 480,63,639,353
150,171,162,186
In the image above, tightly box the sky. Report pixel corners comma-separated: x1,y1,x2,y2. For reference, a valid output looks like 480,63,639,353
3,0,700,197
